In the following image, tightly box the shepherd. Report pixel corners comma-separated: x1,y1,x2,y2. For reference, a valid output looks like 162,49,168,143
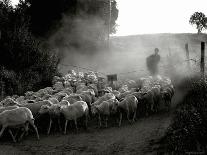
146,48,160,76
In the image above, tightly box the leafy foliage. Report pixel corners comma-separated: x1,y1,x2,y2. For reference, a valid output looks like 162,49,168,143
0,1,60,96
189,12,207,33
161,76,207,153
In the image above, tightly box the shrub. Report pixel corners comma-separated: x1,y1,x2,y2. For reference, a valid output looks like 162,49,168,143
160,76,207,153
0,1,60,96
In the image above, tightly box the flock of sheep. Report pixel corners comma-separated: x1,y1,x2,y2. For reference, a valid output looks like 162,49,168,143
0,70,174,143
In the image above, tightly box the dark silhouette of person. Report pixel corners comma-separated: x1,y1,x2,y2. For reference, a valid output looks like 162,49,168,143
146,48,160,76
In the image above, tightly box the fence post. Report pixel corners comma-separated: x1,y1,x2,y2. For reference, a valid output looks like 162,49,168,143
201,42,205,77
185,43,190,70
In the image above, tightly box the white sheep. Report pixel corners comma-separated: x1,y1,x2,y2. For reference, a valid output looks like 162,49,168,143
0,107,39,142
60,101,89,134
39,104,62,135
113,95,138,127
91,99,119,128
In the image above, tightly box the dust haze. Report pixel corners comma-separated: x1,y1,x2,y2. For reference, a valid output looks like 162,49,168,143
48,13,207,82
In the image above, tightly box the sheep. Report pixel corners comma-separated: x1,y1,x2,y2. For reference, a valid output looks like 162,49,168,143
59,100,70,107
42,94,52,100
76,86,89,94
130,92,143,100
117,88,138,101
103,87,113,93
77,89,95,116
75,82,86,89
0,105,19,113
24,91,34,99
16,99,36,105
43,87,55,95
98,87,113,97
16,96,25,103
53,81,64,91
36,89,48,98
18,100,53,117
52,92,68,102
118,91,132,100
11,95,19,100
88,84,98,97
80,89,95,103
161,85,175,111
125,80,137,89
0,105,23,140
118,85,129,93
0,97,19,107
39,104,62,135
141,90,155,116
62,94,83,104
48,97,59,104
63,81,71,88
91,99,119,128
60,87,73,95
92,93,115,107
52,76,62,84
150,85,161,113
60,101,89,134
0,107,39,142
112,90,121,99
112,95,138,127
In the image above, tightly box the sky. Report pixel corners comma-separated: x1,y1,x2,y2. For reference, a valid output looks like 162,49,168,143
11,0,207,36
115,0,207,36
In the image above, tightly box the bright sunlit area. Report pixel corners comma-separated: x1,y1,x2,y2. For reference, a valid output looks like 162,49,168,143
115,0,207,36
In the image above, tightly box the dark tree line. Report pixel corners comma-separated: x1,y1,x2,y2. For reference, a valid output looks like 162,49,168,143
0,0,60,95
0,0,118,96
20,0,118,39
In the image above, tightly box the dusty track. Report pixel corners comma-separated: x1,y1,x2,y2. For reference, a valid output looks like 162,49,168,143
0,110,172,155
0,89,181,155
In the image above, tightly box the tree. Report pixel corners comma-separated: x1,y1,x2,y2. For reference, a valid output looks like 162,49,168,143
189,12,207,34
20,0,118,41
0,1,60,95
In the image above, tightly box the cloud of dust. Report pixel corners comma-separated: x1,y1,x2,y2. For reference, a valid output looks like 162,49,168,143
48,13,112,75
48,10,205,85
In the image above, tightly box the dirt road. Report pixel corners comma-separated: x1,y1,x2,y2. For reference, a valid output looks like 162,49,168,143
0,110,172,155
0,88,182,155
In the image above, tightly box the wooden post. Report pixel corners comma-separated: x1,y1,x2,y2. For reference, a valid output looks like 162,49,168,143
185,43,190,70
201,42,205,77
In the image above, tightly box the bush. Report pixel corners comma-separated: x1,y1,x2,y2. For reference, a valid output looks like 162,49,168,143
160,76,207,154
0,1,60,97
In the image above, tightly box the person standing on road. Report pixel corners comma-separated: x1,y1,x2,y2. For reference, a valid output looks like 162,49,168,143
146,48,161,76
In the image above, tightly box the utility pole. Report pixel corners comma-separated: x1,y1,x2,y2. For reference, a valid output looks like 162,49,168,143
107,0,112,49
